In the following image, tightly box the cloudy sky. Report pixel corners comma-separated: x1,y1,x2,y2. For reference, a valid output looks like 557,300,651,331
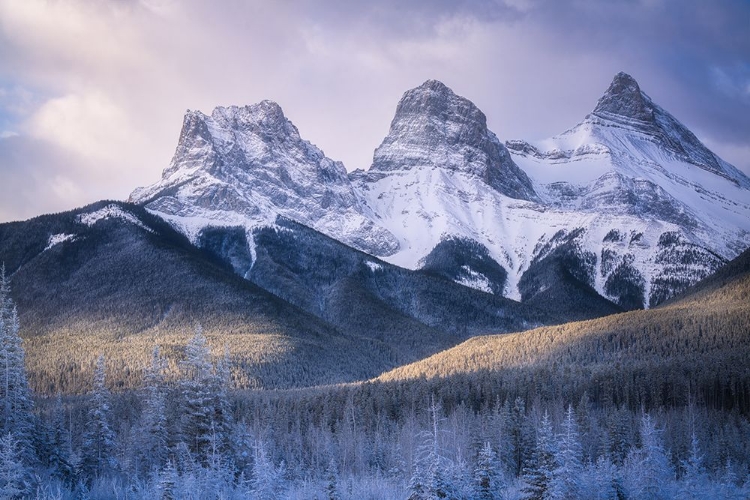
0,0,748,222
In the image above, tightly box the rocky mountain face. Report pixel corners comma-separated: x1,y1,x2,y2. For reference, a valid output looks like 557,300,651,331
129,73,750,311
364,79,537,201
505,72,750,307
129,101,398,256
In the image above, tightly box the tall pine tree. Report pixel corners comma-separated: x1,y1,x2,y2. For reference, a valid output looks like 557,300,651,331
522,410,557,500
550,405,583,499
473,441,502,500
0,266,34,463
82,355,117,479
623,414,674,500
407,398,456,500
140,346,169,474
179,327,231,465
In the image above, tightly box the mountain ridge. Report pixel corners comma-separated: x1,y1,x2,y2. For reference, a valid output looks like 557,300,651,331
95,73,750,311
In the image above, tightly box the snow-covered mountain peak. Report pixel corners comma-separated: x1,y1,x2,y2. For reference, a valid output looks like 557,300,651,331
508,72,750,189
130,102,399,256
367,80,537,201
593,72,654,123
128,77,749,312
208,101,295,137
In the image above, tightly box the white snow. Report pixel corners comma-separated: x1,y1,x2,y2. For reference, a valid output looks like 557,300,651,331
456,266,493,294
365,261,383,273
77,205,154,233
44,233,76,250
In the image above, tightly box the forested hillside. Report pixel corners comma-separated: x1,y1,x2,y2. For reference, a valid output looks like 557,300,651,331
0,202,422,393
376,247,750,414
0,201,564,395
2,245,748,498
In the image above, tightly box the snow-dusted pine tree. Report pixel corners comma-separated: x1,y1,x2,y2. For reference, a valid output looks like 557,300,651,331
139,346,168,473
47,393,73,484
180,326,228,465
473,441,502,500
623,414,674,500
507,396,535,478
324,457,342,500
580,454,621,500
157,458,178,500
82,355,117,478
678,432,706,499
550,405,583,499
0,432,28,499
521,410,557,500
211,346,233,454
407,398,457,500
251,440,286,500
0,266,34,463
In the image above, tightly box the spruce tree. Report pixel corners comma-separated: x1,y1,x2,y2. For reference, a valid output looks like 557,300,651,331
508,397,533,477
585,455,621,500
251,440,284,500
407,398,456,500
624,414,673,500
140,346,168,473
180,327,215,464
550,405,583,499
210,346,233,455
47,394,73,484
0,432,28,499
0,266,34,463
158,459,178,500
82,355,117,479
324,457,342,500
474,441,502,500
678,432,706,499
521,410,557,500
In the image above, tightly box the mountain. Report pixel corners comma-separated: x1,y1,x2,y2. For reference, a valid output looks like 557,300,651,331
0,201,562,394
354,73,750,309
363,79,537,201
129,101,398,256
13,72,735,389
129,74,750,313
504,72,750,307
202,218,555,340
0,202,420,393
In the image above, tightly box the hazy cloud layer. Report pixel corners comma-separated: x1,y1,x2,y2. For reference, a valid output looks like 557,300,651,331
0,0,748,221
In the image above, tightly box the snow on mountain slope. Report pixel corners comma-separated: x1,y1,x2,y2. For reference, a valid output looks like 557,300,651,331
77,204,155,233
358,74,750,307
504,73,750,306
130,101,398,256
131,74,750,310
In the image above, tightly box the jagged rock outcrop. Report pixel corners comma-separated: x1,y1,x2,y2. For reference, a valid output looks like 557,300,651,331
367,79,537,201
130,101,399,256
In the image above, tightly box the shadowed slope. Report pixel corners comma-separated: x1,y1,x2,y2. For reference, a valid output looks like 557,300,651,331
0,202,402,393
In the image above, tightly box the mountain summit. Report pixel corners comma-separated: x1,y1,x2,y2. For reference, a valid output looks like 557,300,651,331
369,80,537,201
130,101,398,255
593,71,654,122
586,72,748,184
